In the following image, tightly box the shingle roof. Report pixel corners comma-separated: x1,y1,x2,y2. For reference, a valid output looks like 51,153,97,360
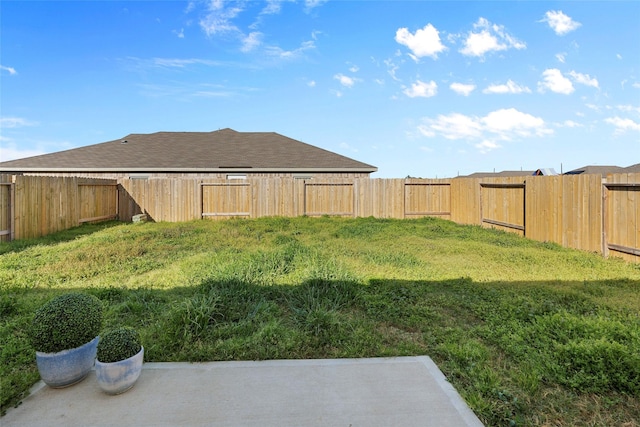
622,163,640,173
462,170,534,178
0,128,377,173
564,165,624,177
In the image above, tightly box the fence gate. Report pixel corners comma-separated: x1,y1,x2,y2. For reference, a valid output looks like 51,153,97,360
479,182,526,235
603,181,640,262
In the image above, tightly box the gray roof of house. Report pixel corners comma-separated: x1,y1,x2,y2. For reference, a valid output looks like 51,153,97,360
564,165,624,177
621,163,640,173
0,128,377,173
462,170,534,178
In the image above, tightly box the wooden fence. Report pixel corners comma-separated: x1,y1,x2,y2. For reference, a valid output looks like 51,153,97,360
0,175,118,241
1,173,638,262
117,178,452,222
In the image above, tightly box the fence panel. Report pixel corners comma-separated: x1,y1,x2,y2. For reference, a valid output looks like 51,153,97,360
12,176,77,239
525,174,602,252
304,180,354,217
0,174,12,242
450,178,481,225
526,175,563,244
118,178,145,222
78,180,119,224
605,173,640,262
202,182,252,219
479,177,526,235
356,178,403,218
404,180,451,219
250,177,304,218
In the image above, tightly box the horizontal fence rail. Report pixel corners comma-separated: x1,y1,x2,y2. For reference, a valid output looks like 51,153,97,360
1,173,638,262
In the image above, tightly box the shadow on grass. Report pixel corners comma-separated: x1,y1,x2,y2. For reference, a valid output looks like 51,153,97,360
0,221,123,256
3,276,640,424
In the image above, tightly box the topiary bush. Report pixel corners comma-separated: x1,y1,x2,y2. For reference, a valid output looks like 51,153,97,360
97,327,142,363
31,293,103,353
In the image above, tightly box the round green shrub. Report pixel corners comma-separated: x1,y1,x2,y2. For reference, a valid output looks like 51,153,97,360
31,293,103,353
97,327,142,363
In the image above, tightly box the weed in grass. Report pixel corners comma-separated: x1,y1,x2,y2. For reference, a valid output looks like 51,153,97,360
167,292,223,342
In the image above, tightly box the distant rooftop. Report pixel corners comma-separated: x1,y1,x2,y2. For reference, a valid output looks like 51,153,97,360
564,165,624,177
461,170,535,178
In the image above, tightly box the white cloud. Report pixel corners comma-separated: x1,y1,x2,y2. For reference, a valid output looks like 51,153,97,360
264,40,315,59
146,58,229,69
475,140,501,153
482,108,550,138
304,0,328,11
555,52,566,63
199,1,244,37
420,113,483,140
418,108,552,151
538,68,574,94
404,80,437,98
1,65,17,75
334,73,361,88
240,31,262,52
541,11,581,36
605,117,640,133
384,58,400,82
450,82,476,96
634,82,640,89
459,18,525,58
185,1,196,14
0,117,37,128
196,1,318,59
261,0,286,15
568,71,599,88
617,105,640,114
560,120,582,128
395,24,446,60
483,80,531,94
307,80,316,87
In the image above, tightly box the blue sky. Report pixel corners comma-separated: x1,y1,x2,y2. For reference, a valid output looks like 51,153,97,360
1,0,639,177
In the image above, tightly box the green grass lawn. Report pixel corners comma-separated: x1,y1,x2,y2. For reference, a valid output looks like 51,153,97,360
1,216,639,425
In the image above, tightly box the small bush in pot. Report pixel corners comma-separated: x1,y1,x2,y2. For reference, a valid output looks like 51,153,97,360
96,327,144,394
97,327,142,363
30,292,103,387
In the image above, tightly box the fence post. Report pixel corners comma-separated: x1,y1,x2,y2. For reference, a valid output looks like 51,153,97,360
602,179,608,258
522,178,527,237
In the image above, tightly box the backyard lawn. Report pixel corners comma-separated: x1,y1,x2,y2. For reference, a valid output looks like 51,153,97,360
1,216,639,425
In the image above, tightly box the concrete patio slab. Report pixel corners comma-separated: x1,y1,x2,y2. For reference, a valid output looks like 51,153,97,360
3,356,484,427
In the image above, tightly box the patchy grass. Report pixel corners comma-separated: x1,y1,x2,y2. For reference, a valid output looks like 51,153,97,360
1,216,639,425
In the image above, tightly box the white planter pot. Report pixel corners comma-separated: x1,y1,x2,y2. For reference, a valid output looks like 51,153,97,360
35,336,99,388
95,346,144,395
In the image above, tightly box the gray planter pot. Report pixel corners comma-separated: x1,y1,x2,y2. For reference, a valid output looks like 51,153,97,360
95,346,144,395
35,336,99,388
